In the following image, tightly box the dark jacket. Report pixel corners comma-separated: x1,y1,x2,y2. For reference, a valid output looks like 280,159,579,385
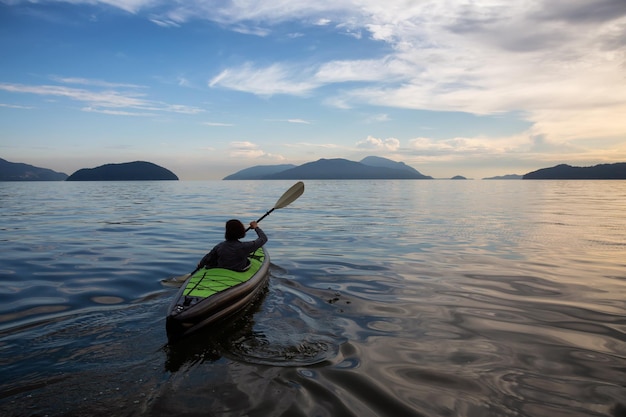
198,227,267,271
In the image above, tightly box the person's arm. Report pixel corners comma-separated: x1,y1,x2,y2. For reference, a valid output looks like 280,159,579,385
252,227,267,246
244,223,268,252
198,247,217,269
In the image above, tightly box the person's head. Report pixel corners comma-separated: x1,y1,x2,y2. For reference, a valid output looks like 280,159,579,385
225,219,246,240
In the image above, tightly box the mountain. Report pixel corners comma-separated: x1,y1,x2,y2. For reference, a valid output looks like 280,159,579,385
523,163,626,179
66,161,178,181
360,156,426,175
223,156,432,180
483,174,523,180
223,164,297,180
451,175,467,180
0,158,68,181
266,158,432,179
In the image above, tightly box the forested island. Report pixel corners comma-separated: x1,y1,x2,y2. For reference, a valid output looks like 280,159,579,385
523,163,626,179
66,161,178,181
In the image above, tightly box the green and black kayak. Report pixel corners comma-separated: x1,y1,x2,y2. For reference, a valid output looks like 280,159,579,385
166,247,270,341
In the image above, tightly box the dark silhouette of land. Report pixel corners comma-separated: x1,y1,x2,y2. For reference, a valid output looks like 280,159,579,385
523,163,626,179
0,158,68,181
483,174,523,180
5,157,626,182
66,161,178,181
224,157,432,180
223,164,297,180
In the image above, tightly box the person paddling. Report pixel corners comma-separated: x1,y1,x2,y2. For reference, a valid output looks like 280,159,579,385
197,219,268,272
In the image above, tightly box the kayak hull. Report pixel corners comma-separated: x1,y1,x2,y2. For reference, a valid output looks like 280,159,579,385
166,247,270,341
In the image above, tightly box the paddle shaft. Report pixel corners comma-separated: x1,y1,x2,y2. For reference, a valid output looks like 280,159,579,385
246,208,274,231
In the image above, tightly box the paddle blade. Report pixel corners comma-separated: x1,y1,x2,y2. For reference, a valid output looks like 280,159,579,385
274,181,305,209
161,273,190,288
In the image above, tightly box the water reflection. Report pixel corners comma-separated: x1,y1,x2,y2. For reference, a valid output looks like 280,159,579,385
2,180,626,416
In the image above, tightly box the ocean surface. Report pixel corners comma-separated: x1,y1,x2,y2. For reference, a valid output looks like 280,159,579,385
0,180,625,417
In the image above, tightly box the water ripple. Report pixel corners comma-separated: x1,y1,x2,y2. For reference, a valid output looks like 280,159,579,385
2,181,626,416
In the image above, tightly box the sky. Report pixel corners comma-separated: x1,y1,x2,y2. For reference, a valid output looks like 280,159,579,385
1,0,626,180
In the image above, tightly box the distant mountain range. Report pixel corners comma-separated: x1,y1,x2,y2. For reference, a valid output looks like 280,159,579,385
224,156,433,180
66,161,178,181
0,158,68,181
223,164,297,180
4,157,626,181
523,163,626,179
483,174,523,180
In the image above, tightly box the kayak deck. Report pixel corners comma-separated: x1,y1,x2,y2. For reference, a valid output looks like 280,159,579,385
183,250,265,298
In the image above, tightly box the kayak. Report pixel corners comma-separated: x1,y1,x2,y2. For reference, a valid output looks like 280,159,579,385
166,247,270,341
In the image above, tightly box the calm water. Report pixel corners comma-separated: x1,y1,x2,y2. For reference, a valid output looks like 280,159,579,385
0,180,625,417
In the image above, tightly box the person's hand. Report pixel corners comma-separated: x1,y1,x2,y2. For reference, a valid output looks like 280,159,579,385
249,221,258,229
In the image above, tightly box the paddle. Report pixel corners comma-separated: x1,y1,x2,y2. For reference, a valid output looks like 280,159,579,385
161,181,305,287
245,181,305,231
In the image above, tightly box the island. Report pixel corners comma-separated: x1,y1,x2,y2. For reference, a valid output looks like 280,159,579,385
483,174,523,180
224,156,432,180
66,161,178,181
0,158,68,181
223,164,297,180
523,163,626,179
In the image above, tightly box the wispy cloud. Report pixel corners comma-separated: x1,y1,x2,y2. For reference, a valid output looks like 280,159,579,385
366,113,390,123
82,107,155,116
0,103,33,109
209,63,319,96
265,118,312,124
203,121,234,127
0,80,203,116
49,76,144,89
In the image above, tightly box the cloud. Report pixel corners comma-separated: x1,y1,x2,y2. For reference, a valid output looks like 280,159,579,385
203,121,234,127
208,57,410,97
197,0,625,145
92,0,156,14
49,76,144,89
6,0,626,152
149,17,180,28
266,118,312,124
365,113,391,123
0,80,204,115
0,103,33,109
408,133,535,157
357,135,400,151
533,0,626,24
228,141,285,160
82,106,155,116
314,57,408,83
209,63,319,96
284,142,341,149
230,24,271,37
